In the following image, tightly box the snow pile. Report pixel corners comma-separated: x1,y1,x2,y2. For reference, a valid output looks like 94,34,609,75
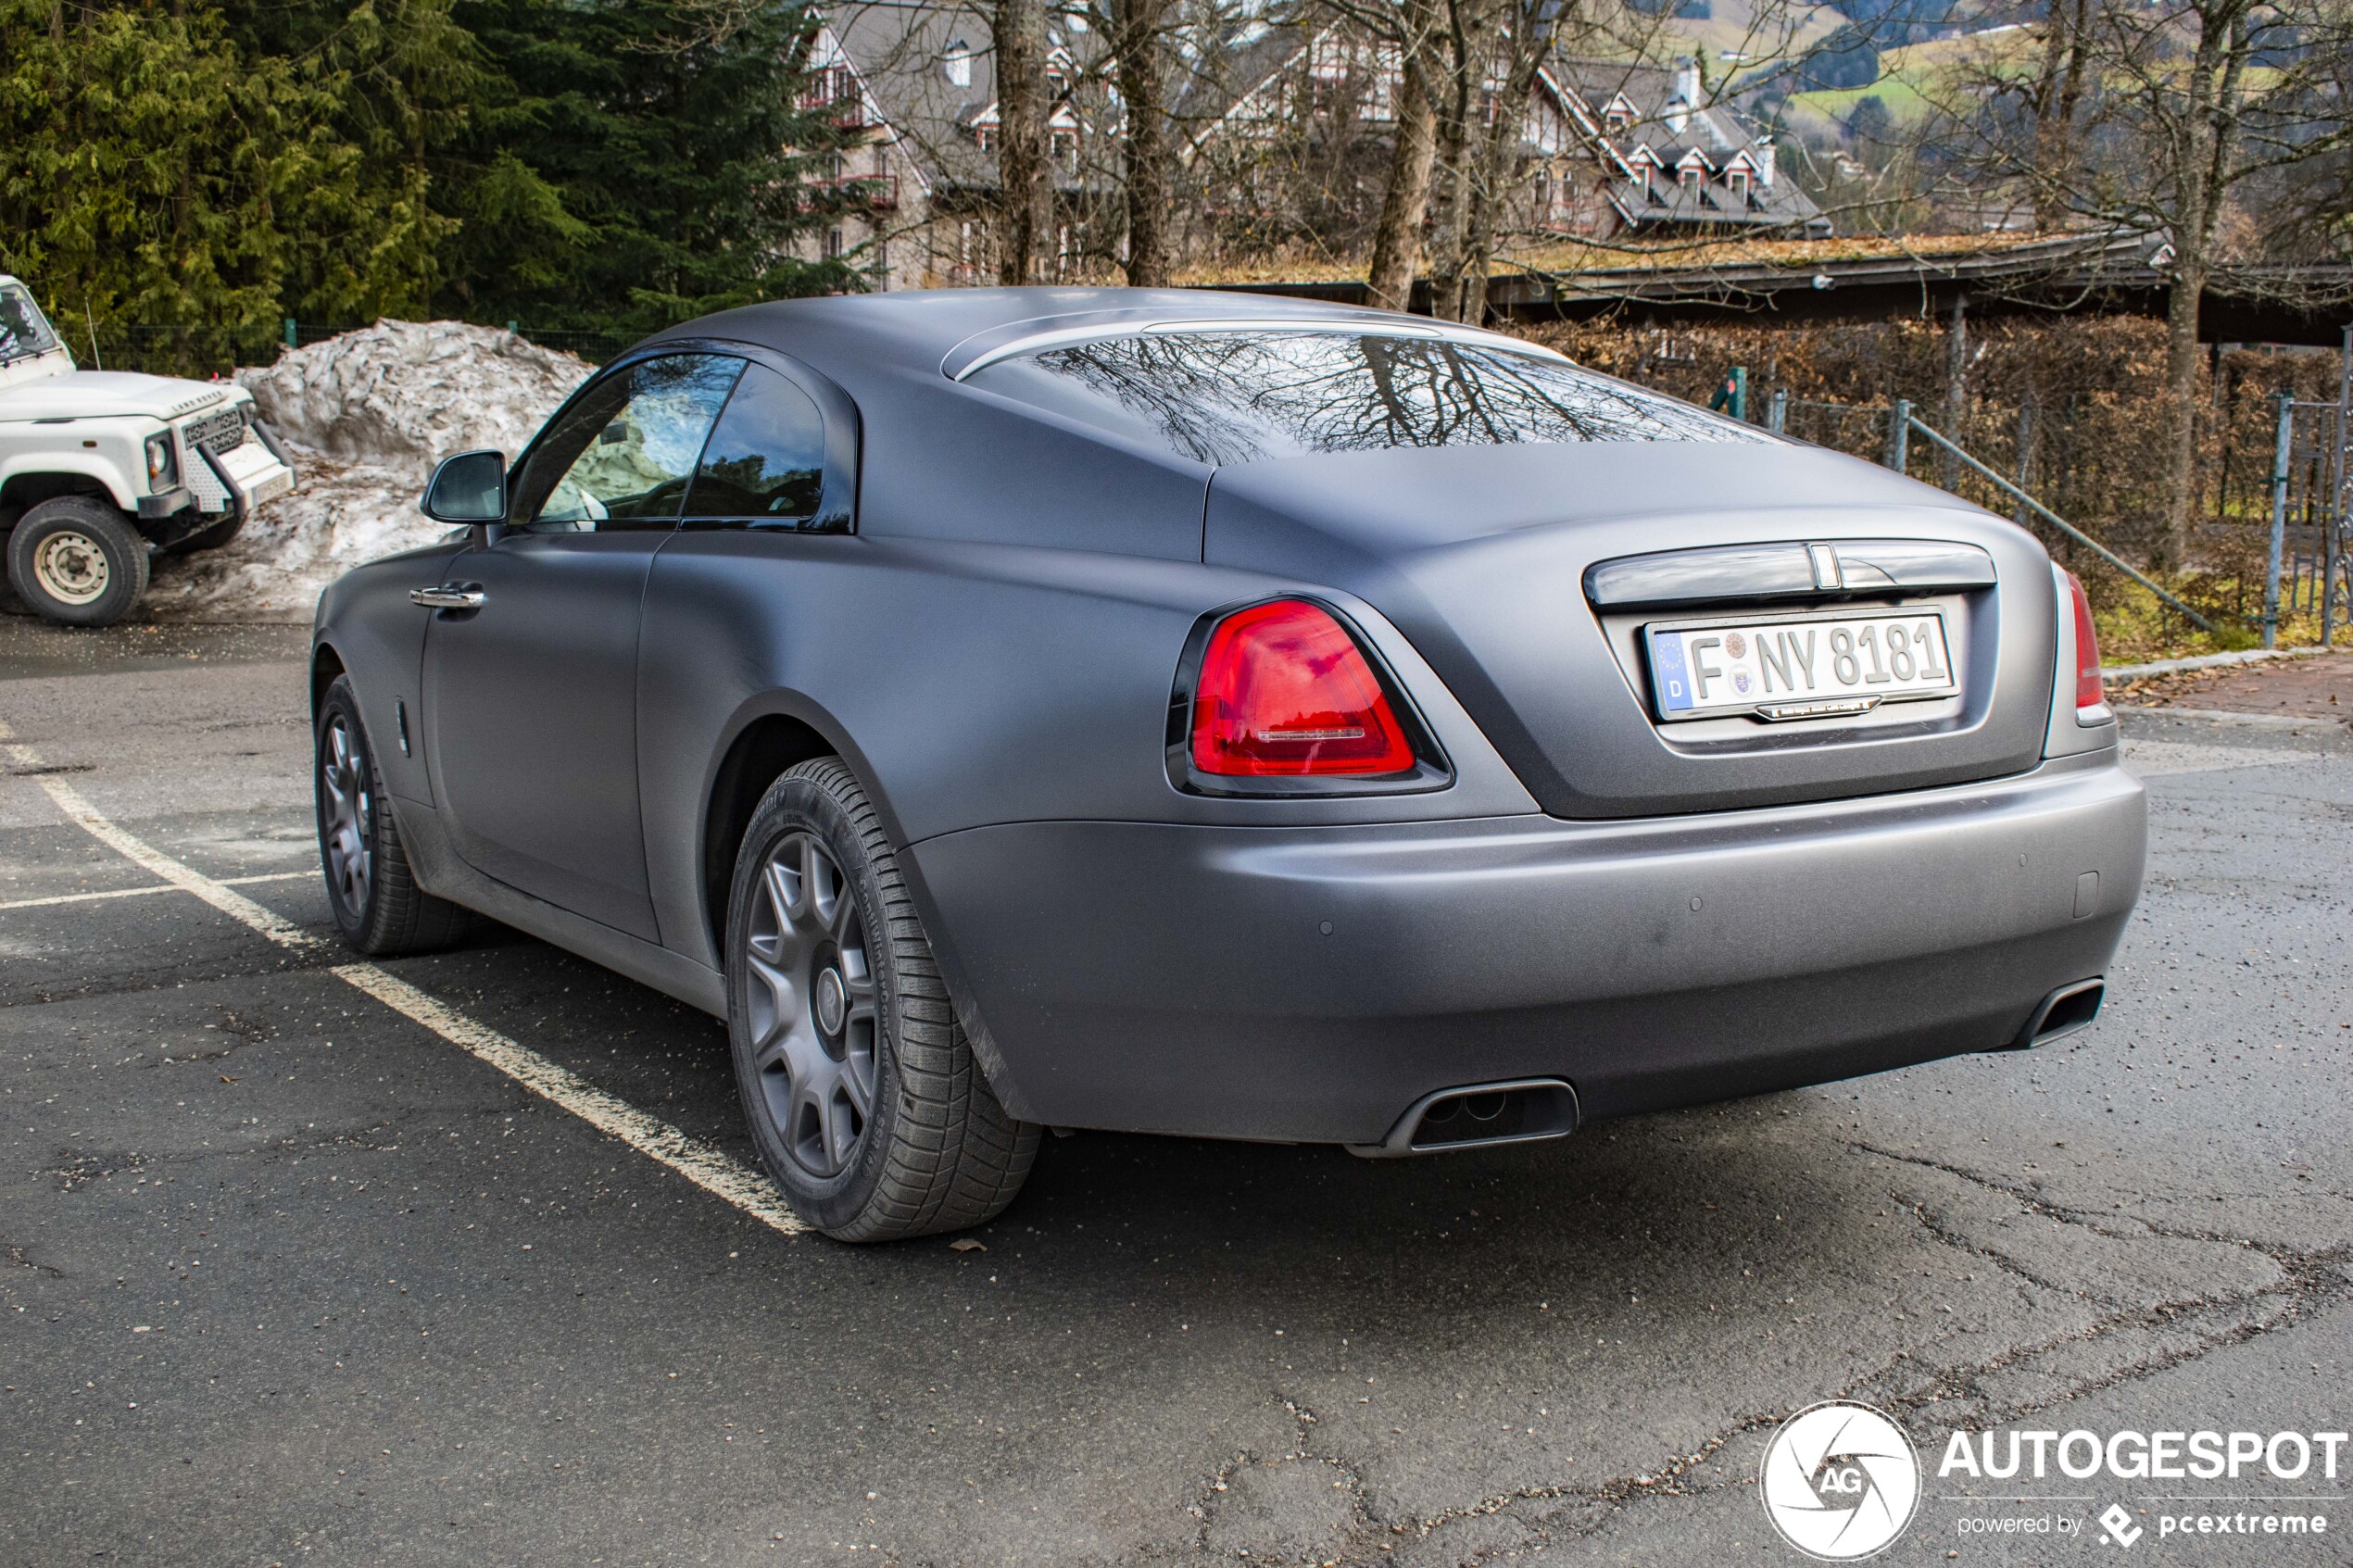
143,320,592,621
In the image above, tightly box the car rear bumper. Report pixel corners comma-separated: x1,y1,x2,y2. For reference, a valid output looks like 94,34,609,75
907,751,2145,1146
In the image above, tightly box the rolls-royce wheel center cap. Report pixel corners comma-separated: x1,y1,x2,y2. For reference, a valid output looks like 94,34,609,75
815,967,848,1036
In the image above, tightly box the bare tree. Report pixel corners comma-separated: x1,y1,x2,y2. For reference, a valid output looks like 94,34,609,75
1417,0,1508,322
1935,0,2353,568
1366,38,1437,309
1106,0,1176,283
994,0,1057,283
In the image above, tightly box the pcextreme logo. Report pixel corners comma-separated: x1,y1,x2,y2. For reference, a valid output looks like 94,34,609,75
1760,1400,1922,1561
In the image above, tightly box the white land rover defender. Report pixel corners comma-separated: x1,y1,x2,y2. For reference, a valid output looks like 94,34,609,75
0,275,297,626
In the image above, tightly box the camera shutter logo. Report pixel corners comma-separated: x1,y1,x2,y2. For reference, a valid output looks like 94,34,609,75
1759,1400,1921,1560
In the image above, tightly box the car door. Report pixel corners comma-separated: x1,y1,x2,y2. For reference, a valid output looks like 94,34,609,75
420,352,744,939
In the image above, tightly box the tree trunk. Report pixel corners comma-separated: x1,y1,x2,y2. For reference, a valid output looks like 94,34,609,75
1111,0,1171,286
993,0,1054,285
2028,0,2088,230
1424,0,1504,323
1366,52,1436,312
1459,17,1550,327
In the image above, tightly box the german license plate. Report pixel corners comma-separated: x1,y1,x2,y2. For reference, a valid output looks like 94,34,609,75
1645,610,1956,722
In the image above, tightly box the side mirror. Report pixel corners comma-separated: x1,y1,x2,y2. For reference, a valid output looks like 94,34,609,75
421,450,507,524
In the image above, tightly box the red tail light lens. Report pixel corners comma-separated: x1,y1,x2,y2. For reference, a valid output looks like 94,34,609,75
1190,599,1416,777
2065,570,2104,711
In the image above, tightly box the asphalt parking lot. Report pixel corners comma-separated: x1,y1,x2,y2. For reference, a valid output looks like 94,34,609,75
2,619,2348,1567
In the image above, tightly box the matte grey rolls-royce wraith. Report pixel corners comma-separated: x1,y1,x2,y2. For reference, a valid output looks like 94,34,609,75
311,288,2145,1241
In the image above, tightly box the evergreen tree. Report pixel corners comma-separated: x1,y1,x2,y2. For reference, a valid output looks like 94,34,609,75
445,0,866,330
1,0,863,351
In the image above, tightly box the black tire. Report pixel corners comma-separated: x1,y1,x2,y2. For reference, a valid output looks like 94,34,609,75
6,495,148,627
170,508,246,554
315,676,472,955
726,758,1038,1241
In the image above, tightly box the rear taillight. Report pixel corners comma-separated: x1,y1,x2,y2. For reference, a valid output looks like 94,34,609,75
2065,571,2105,712
1190,599,1416,777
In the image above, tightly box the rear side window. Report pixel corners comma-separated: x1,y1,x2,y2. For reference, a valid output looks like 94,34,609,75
684,365,827,524
510,355,744,532
964,331,1768,466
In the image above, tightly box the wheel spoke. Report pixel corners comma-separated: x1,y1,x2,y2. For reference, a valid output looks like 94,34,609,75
761,855,800,939
801,838,840,936
840,1050,875,1119
744,953,796,1066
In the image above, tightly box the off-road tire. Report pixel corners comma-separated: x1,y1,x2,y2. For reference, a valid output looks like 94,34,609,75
170,508,246,554
315,676,472,954
727,758,1039,1241
6,495,148,627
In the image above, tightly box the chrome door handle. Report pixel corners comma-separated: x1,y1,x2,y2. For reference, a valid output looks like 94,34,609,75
410,584,484,609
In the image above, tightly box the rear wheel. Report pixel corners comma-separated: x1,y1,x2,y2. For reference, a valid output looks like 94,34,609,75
726,758,1038,1241
315,675,472,954
6,495,148,627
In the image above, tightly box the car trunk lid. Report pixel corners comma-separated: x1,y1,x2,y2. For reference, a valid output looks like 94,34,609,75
1204,441,2058,819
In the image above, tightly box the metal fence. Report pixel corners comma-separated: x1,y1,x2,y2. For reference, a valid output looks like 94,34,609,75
1755,367,2353,644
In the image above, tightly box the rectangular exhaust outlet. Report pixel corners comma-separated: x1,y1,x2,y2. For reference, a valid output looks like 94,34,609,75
2015,978,2104,1048
1347,1078,1579,1159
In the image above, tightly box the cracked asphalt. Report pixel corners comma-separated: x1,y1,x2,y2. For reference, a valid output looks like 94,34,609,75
1,620,2347,1567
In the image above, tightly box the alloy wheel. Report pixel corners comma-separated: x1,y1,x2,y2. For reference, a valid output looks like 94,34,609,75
742,832,879,1177
321,715,372,916
32,531,108,605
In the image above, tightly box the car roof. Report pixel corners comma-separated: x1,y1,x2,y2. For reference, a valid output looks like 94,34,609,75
640,287,1544,385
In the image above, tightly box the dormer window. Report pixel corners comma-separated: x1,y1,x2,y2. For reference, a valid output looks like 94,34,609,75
974,122,995,150
1602,93,1637,132
944,40,973,88
1680,167,1702,194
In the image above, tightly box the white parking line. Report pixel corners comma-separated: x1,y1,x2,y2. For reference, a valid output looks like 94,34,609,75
0,721,807,1238
0,871,312,912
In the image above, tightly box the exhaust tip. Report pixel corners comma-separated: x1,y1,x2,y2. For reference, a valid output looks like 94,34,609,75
1347,1079,1579,1158
2016,978,2105,1048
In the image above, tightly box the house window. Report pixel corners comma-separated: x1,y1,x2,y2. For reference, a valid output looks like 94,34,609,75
944,41,973,88
1728,169,1750,194
974,123,994,150
1604,108,1630,132
824,226,845,258
1680,168,1703,194
1051,129,1077,162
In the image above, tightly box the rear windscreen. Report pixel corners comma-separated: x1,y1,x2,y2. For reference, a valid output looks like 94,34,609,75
963,331,1769,465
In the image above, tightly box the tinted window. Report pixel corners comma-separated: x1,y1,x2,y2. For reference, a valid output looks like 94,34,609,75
684,365,826,523
510,355,744,532
964,332,1769,466
0,282,59,364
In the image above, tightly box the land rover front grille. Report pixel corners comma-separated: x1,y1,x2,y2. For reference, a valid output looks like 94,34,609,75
182,406,248,455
